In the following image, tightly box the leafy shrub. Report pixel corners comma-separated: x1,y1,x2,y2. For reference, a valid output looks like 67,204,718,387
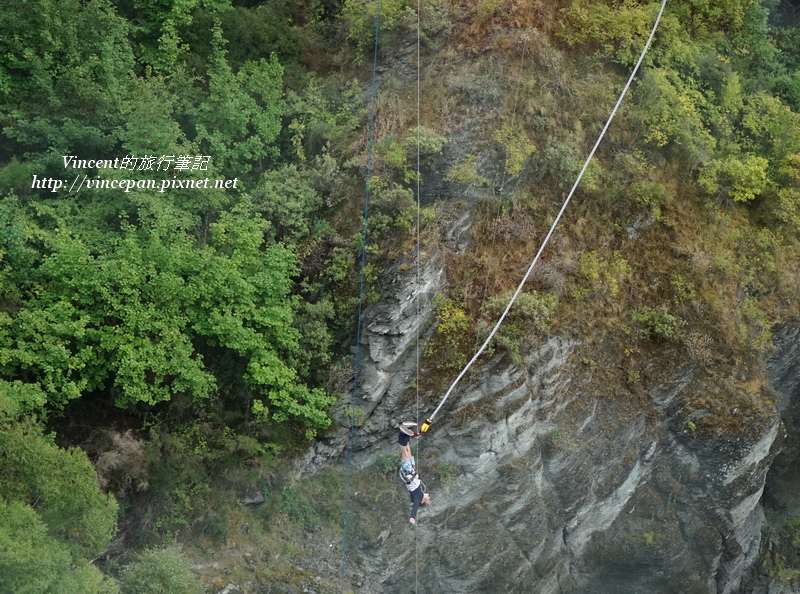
251,166,323,242
670,275,696,304
432,461,457,487
571,251,632,300
482,288,558,332
375,136,410,181
536,139,603,192
477,290,558,364
636,68,716,166
119,548,203,594
341,0,408,56
630,305,686,341
542,427,575,454
559,0,663,65
417,0,454,47
493,122,536,178
772,153,800,233
698,155,769,204
606,150,666,209
426,295,472,370
403,125,447,157
220,4,300,68
740,297,772,354
342,0,452,56
0,420,118,561
280,487,319,528
445,153,490,187
476,0,503,22
376,452,397,474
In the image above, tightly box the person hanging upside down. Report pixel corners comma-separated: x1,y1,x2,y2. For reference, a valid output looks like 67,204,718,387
397,422,431,525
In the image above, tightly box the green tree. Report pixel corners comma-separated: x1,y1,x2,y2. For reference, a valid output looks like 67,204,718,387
772,153,800,233
0,499,73,593
0,380,47,421
636,67,716,166
118,547,203,594
250,166,324,242
560,0,771,68
0,421,119,562
0,498,120,594
559,0,661,65
698,154,769,203
281,76,361,164
341,0,408,56
218,3,300,69
740,92,800,164
119,75,195,157
0,197,334,434
120,0,232,72
194,24,285,174
0,0,134,161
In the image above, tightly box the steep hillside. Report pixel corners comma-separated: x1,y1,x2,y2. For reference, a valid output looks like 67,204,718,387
288,0,800,592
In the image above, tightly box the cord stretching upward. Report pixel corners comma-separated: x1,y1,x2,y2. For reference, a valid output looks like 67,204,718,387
340,1,383,590
422,0,669,430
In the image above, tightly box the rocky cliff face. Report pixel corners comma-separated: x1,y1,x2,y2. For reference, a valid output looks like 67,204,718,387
750,324,800,593
297,217,799,592
288,16,800,589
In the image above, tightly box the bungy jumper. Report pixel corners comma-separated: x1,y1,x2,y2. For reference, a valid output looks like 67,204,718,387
397,422,429,525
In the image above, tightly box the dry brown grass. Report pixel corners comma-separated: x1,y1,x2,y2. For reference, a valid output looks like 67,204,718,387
95,430,149,495
449,0,569,52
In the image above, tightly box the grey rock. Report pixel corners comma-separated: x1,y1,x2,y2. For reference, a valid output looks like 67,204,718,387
295,205,800,592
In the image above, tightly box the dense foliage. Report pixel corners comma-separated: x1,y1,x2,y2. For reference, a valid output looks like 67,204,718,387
0,0,371,586
0,0,368,428
0,422,119,592
561,0,800,228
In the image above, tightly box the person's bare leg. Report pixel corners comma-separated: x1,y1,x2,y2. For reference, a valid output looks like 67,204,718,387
400,443,412,463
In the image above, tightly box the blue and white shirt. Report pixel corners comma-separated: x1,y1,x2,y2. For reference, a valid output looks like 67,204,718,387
399,456,421,492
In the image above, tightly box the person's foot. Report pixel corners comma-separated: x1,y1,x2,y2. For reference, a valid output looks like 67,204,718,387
409,517,416,525
404,421,420,437
398,422,419,437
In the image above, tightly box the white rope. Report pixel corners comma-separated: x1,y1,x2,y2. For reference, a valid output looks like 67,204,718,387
414,1,421,592
427,0,668,424
414,0,421,440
